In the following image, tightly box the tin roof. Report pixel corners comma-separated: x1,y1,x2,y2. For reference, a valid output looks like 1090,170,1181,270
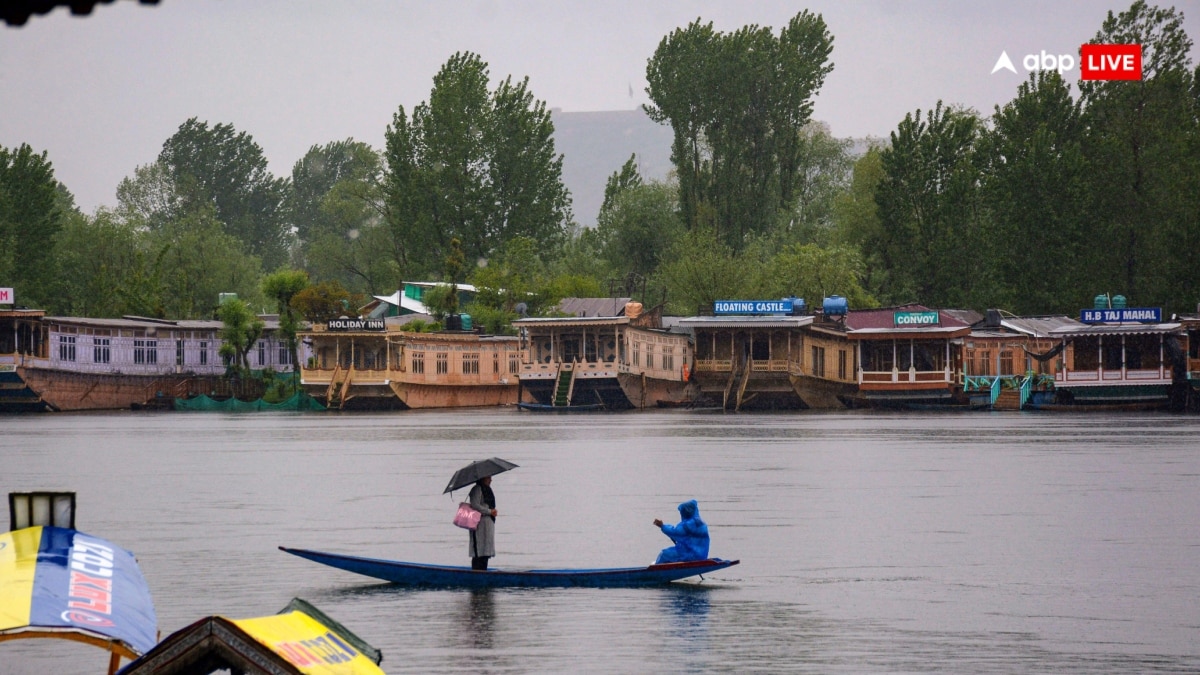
676,315,814,329
1049,323,1183,337
557,297,632,318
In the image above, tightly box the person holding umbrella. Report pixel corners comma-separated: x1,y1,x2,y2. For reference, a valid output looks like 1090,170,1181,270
445,457,518,571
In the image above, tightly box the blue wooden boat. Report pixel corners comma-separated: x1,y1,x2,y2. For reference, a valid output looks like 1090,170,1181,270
279,546,738,588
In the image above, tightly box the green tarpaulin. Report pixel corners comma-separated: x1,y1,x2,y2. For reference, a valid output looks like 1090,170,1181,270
174,392,325,412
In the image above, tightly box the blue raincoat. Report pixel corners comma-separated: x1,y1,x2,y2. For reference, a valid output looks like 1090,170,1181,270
655,499,710,564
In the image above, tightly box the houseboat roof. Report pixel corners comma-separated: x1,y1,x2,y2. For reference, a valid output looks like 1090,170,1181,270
513,316,631,328
999,315,1083,337
43,315,281,330
676,315,814,329
843,305,973,331
1049,322,1183,337
557,297,632,318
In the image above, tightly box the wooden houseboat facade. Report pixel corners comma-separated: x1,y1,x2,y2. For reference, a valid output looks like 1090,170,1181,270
515,301,694,409
299,319,520,410
1041,320,1186,409
961,313,1078,410
679,315,812,410
1,313,291,411
839,305,974,408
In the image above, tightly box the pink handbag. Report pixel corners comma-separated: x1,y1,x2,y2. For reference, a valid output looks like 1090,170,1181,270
453,502,481,530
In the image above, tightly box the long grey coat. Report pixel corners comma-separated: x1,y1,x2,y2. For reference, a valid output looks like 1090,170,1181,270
467,483,496,558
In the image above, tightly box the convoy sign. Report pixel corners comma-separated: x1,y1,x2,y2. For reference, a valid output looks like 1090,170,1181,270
713,300,793,315
1080,307,1161,323
893,311,939,326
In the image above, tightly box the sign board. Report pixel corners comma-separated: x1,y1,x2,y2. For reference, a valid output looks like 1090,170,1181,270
893,311,939,327
326,318,386,331
1080,307,1161,323
0,287,13,304
714,300,793,315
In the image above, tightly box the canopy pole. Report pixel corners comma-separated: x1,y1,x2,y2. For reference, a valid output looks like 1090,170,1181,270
107,650,121,675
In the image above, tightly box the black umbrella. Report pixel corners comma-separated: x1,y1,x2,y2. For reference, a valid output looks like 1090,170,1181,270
443,457,519,494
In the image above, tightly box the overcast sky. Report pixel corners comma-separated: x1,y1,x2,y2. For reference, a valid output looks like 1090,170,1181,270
2,0,1197,213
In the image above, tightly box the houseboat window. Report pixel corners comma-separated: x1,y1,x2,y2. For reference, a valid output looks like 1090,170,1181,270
646,346,654,370
584,337,597,362
1125,333,1161,370
1102,338,1123,370
493,352,500,373
258,340,267,366
861,342,894,372
562,337,580,363
436,352,448,374
463,353,479,375
1072,336,1100,370
663,347,675,372
177,339,185,366
838,350,848,380
93,337,111,364
363,350,375,369
279,343,290,365
509,353,520,374
905,340,944,371
199,341,209,366
134,339,157,365
340,350,352,369
632,343,640,367
412,352,425,374
972,350,992,376
59,335,76,362
999,350,1015,375
751,334,770,361
811,346,826,377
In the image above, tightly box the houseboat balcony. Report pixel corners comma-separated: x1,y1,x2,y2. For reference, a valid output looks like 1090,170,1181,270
519,359,618,380
1054,367,1170,385
859,368,953,387
300,365,391,387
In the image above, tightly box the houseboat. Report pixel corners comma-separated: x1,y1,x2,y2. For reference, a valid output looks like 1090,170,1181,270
791,297,859,409
679,300,812,410
0,312,292,411
961,311,1079,410
299,317,520,410
515,299,695,409
1039,304,1186,410
838,304,975,409
1182,308,1200,410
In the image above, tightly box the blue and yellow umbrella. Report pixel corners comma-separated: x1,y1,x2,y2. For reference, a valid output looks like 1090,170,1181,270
0,526,157,669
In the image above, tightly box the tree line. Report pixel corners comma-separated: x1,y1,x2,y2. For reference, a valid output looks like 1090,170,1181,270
1,1,1195,331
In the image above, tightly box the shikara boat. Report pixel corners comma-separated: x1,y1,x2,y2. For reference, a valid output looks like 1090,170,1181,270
279,546,738,588
516,401,606,412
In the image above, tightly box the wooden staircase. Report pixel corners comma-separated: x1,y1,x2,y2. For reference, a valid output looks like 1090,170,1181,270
993,387,1022,410
553,366,574,406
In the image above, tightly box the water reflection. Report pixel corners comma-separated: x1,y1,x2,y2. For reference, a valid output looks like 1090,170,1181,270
662,585,712,640
459,589,497,650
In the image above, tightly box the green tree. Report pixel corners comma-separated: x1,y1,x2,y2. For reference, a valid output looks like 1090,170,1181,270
874,102,986,307
158,118,289,270
831,146,887,298
288,139,380,243
149,207,264,319
218,297,264,373
595,159,683,279
656,227,749,315
1079,1,1198,310
292,280,356,323
751,242,876,310
262,269,310,384
51,208,146,317
981,71,1092,314
0,143,65,308
383,52,571,278
645,12,834,250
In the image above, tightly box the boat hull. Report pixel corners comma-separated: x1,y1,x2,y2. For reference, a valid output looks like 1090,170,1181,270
279,547,738,588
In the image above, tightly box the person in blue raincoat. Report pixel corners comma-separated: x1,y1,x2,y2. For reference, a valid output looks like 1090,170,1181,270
652,499,710,564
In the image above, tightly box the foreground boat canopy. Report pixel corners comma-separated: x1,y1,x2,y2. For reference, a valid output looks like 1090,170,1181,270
120,597,383,675
0,526,157,663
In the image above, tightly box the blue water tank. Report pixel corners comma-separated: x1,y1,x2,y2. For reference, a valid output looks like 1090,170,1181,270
823,295,848,316
1112,295,1127,309
460,313,473,331
1094,293,1109,309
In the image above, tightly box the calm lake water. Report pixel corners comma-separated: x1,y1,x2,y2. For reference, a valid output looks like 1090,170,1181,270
3,409,1200,674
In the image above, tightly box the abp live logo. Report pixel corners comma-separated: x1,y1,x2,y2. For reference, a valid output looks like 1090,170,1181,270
1080,44,1142,80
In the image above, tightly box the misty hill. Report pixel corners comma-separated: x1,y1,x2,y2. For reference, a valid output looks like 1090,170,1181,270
550,108,674,227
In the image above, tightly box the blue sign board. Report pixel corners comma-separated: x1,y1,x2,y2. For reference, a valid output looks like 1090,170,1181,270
1080,307,1162,323
714,300,793,315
